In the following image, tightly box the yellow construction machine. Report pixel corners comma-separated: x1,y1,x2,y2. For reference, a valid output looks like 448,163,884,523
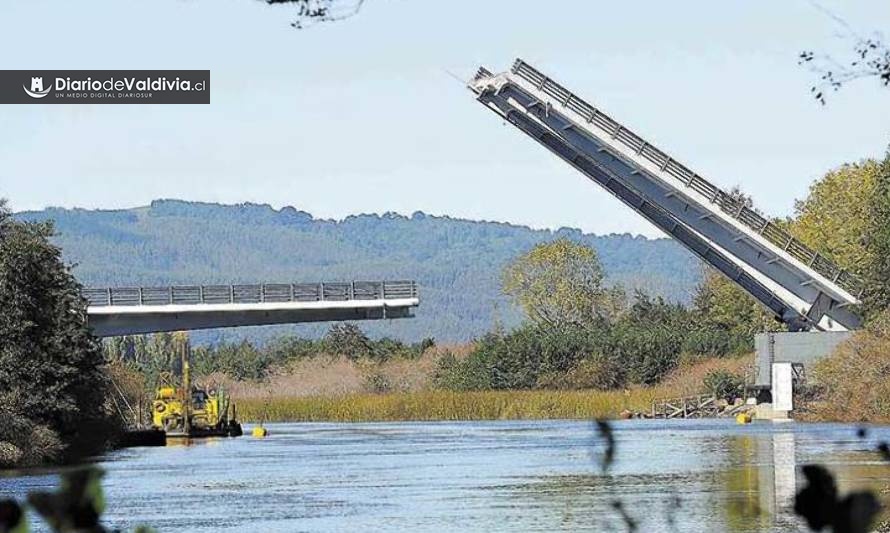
151,339,242,439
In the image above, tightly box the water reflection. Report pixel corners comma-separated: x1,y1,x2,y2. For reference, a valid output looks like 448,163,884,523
722,430,798,531
0,420,888,532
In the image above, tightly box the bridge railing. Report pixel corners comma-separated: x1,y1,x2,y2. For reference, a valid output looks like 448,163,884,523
82,280,418,307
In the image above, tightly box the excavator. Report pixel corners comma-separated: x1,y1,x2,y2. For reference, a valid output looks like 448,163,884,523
151,340,243,439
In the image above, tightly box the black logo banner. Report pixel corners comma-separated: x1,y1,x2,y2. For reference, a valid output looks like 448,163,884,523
0,70,210,104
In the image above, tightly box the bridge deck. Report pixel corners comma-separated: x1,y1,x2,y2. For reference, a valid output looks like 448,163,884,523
469,59,862,331
84,280,419,337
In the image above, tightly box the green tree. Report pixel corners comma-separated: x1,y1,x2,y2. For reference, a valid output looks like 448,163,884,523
786,154,890,319
324,323,372,360
0,200,116,467
863,153,890,316
609,292,691,385
502,239,625,329
691,268,780,340
789,160,880,277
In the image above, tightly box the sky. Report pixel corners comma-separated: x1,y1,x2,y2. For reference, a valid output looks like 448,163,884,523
1,0,889,237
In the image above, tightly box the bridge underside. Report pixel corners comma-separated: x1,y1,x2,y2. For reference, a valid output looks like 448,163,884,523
88,300,416,337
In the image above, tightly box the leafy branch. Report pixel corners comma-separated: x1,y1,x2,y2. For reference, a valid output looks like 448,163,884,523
262,0,366,29
798,3,890,104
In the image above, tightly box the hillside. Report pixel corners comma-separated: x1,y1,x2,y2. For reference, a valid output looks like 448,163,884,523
17,200,701,342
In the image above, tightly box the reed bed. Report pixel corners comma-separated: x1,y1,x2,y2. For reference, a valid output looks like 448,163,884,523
236,387,672,422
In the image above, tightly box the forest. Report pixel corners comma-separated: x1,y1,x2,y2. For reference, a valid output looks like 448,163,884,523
15,200,701,342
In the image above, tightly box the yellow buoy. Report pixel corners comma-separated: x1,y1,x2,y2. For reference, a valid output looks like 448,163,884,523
736,412,752,425
252,425,268,438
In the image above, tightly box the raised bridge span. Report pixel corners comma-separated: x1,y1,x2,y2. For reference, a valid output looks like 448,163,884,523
83,280,419,337
470,59,862,332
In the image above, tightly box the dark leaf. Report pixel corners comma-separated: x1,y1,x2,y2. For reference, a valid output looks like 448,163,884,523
27,467,106,533
594,419,615,473
794,464,838,531
610,500,638,532
878,441,890,461
833,492,881,533
0,500,24,533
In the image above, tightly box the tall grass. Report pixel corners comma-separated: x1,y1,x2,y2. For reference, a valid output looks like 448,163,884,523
231,354,754,423
237,388,669,422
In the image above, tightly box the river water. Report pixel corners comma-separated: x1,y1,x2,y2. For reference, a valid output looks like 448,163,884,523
2,419,889,532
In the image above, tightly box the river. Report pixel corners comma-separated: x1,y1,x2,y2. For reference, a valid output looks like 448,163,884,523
2,419,889,532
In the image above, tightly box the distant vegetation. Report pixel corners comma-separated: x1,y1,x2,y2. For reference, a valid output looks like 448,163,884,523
4,150,889,471
16,199,701,343
101,152,890,426
105,238,754,416
235,354,752,423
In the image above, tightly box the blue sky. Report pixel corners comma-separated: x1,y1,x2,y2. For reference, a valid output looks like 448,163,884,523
1,0,889,237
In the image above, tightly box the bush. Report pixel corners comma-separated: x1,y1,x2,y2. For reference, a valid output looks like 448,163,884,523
363,372,394,394
702,369,744,402
537,355,626,390
412,337,436,357
609,322,683,386
266,335,324,363
325,323,372,361
806,310,890,422
0,392,64,468
370,337,409,361
433,352,491,391
681,328,751,357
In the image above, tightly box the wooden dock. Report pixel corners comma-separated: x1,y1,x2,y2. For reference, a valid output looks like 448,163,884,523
650,394,723,419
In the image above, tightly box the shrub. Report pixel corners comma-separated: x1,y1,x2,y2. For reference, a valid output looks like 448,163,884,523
324,323,372,361
370,337,409,361
702,369,744,402
412,337,436,357
363,372,394,394
0,392,64,468
806,309,890,422
537,355,626,391
609,322,683,386
266,335,323,363
433,352,491,391
681,328,751,357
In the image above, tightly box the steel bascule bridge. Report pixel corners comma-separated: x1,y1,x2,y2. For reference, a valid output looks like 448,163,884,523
86,60,863,341
468,59,863,333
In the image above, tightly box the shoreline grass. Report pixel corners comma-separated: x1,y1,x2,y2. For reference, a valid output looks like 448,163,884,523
232,354,753,423
235,388,667,423
232,355,754,423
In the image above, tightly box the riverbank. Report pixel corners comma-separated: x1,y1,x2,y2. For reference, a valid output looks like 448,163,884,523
234,354,750,422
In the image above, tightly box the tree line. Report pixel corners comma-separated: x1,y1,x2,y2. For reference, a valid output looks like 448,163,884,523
0,201,118,469
16,199,701,344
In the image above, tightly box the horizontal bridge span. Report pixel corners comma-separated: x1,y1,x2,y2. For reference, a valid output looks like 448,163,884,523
84,281,419,337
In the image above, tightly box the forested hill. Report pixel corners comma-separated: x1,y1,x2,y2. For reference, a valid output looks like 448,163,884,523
17,200,701,342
